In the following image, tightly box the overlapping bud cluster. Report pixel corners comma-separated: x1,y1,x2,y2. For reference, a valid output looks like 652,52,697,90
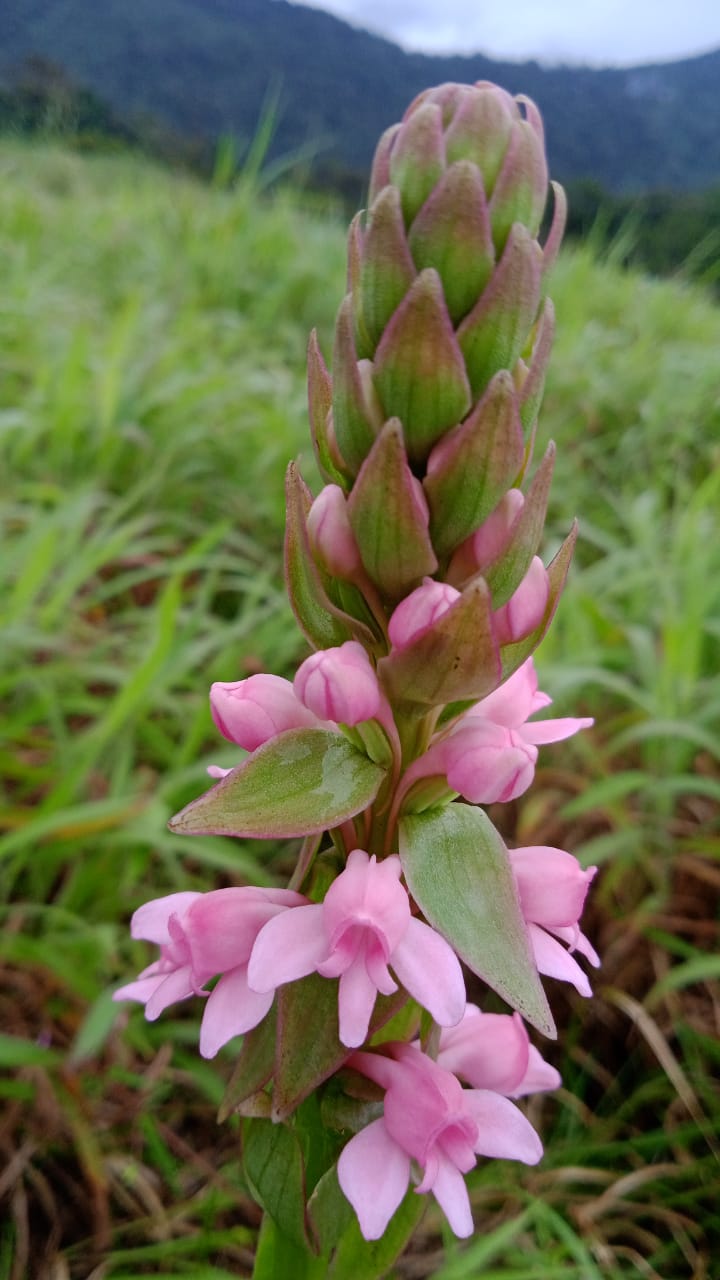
116,81,597,1252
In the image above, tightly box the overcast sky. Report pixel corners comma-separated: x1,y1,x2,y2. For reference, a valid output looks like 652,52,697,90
291,0,720,66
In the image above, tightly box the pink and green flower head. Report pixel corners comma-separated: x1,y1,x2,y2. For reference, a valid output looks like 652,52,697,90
113,887,305,1058
247,849,465,1048
338,1041,542,1239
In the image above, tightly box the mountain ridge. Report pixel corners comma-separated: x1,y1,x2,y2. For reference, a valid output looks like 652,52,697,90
2,0,719,192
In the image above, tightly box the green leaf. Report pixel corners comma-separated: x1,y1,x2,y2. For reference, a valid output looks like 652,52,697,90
399,804,555,1037
328,1186,426,1280
307,1166,355,1257
243,1121,311,1251
218,1014,277,1122
252,1214,328,1280
424,369,525,558
347,419,438,599
273,972,407,1121
168,728,385,839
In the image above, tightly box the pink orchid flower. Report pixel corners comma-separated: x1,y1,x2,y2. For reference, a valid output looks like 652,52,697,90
113,887,305,1058
247,849,465,1048
208,674,328,778
493,555,549,645
399,658,592,806
338,1042,542,1239
509,845,600,996
436,1004,561,1096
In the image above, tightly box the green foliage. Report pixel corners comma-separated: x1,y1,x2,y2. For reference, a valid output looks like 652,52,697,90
1,141,718,1276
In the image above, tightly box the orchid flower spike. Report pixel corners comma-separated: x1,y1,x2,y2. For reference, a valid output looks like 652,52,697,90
247,849,465,1047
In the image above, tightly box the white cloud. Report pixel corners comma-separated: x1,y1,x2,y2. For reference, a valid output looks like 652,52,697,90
293,0,720,65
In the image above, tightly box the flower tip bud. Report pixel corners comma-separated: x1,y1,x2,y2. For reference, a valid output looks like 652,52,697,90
294,641,381,726
307,484,363,579
388,578,460,650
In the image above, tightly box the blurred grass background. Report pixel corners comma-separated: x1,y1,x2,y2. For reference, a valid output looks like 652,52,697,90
1,141,718,1278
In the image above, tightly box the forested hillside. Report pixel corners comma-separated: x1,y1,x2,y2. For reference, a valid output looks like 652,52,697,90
2,0,720,192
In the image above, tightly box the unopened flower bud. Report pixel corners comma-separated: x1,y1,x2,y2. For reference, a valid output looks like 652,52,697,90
294,641,381,725
307,484,363,579
210,674,323,752
388,578,460,650
449,488,524,581
494,555,549,644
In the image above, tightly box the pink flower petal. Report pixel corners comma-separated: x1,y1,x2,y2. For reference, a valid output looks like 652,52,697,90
437,1007,530,1094
199,967,275,1058
463,1089,543,1164
551,924,601,968
510,846,595,928
144,965,196,1020
184,887,305,978
337,954,380,1047
528,923,593,996
113,975,167,1006
429,1154,474,1238
323,850,408,951
337,1118,411,1240
391,918,465,1028
513,1045,562,1097
521,716,593,746
467,658,542,727
130,892,202,945
247,903,327,993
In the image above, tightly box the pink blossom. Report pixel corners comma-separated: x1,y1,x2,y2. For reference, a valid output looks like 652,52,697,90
493,555,549,645
210,674,324,752
509,845,600,996
398,659,592,807
294,641,382,725
113,887,305,1058
307,484,363,579
338,1042,542,1239
388,578,460,650
247,850,465,1048
436,1005,561,1096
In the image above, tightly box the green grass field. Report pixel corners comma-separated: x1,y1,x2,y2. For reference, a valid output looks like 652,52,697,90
1,141,718,1279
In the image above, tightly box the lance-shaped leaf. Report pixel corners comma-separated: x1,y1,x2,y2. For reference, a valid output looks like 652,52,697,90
378,579,501,708
332,297,383,473
518,297,555,435
168,728,386,839
359,186,416,350
373,270,471,463
424,370,525,558
389,100,445,226
408,161,495,325
501,521,577,678
444,84,514,193
399,804,555,1037
489,102,548,251
243,1117,311,1250
307,330,349,488
285,463,375,650
347,419,437,599
273,972,407,1121
457,224,543,402
484,441,556,606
